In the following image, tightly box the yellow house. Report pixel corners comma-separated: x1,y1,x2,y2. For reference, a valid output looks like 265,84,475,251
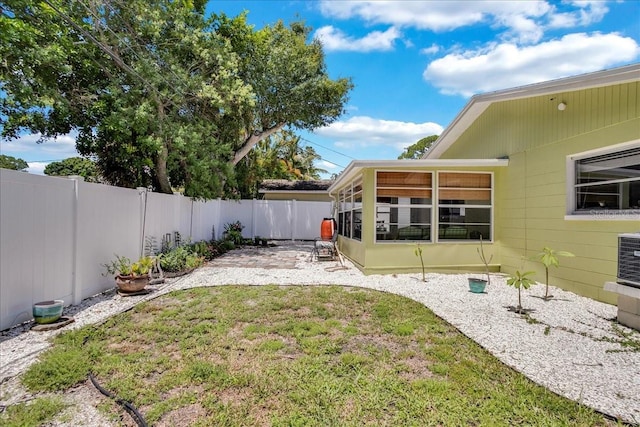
328,64,639,313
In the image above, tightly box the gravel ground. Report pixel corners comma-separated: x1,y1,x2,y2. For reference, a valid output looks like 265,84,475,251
1,241,639,425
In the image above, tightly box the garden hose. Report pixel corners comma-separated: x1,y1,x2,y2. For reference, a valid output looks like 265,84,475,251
83,330,148,427
88,373,148,427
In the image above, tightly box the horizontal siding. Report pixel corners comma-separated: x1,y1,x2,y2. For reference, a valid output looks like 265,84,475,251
442,81,640,160
493,112,639,302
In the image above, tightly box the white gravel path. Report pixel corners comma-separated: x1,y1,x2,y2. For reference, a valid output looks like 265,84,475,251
1,241,639,425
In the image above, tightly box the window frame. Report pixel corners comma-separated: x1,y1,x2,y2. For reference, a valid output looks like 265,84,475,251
337,176,363,241
566,140,640,221
436,171,494,243
374,170,434,243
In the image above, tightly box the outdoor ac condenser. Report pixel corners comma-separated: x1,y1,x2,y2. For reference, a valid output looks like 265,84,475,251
618,233,640,288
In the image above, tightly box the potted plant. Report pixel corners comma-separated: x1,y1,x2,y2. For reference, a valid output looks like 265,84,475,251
468,235,492,293
103,255,154,293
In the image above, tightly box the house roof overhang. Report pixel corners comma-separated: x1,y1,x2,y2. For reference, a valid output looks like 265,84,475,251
327,158,509,193
425,63,640,159
258,179,332,194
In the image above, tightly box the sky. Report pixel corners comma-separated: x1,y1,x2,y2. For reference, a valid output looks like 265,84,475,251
1,0,639,177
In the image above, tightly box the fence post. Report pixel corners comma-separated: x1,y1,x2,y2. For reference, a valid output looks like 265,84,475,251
137,187,148,258
69,176,83,305
291,199,297,241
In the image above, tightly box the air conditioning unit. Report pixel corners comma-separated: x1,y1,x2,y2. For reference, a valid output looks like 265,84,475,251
618,233,640,288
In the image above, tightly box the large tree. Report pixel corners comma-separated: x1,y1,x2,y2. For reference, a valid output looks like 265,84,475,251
0,1,351,199
0,154,28,171
397,135,439,159
44,156,100,182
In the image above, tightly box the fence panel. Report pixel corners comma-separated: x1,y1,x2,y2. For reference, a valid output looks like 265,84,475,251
253,200,292,239
294,201,334,240
1,172,333,330
0,170,75,330
219,200,255,239
191,199,220,242
75,181,143,302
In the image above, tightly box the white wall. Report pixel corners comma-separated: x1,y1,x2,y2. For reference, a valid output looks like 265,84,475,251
0,170,332,330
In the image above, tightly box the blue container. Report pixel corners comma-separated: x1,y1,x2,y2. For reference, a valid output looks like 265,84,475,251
33,300,64,324
468,278,487,294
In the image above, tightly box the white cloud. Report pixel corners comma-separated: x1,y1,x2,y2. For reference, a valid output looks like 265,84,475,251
318,160,338,170
314,25,401,52
548,1,609,28
423,32,640,97
420,44,440,55
1,133,78,157
27,161,49,175
319,1,551,43
313,116,444,152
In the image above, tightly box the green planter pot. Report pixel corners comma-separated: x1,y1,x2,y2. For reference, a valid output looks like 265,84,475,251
468,278,487,294
33,300,64,324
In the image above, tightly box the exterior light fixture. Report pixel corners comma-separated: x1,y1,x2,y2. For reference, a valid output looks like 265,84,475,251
558,102,567,111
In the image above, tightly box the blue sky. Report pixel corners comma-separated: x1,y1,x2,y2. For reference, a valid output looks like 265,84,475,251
2,0,639,177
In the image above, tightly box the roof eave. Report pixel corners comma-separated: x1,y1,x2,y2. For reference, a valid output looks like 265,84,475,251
425,63,640,159
258,190,329,194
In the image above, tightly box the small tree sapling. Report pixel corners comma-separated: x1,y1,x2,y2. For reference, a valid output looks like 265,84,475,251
506,270,536,314
414,244,426,282
533,247,575,300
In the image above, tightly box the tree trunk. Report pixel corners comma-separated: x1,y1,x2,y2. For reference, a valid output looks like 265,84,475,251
154,102,173,194
155,142,173,194
230,123,286,166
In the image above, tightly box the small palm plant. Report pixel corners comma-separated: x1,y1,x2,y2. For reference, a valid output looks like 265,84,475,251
414,244,426,282
534,247,575,300
506,270,536,314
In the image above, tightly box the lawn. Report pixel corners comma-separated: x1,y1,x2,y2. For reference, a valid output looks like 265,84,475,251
8,285,615,426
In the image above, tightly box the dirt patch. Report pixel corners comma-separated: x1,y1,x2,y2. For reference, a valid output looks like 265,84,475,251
155,403,207,427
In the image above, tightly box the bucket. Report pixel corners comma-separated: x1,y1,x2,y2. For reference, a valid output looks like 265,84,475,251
321,218,337,241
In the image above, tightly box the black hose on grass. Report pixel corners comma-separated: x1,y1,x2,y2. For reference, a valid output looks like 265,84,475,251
88,373,148,427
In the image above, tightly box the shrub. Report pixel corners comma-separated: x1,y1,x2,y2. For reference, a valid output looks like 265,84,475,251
159,245,203,272
224,221,244,245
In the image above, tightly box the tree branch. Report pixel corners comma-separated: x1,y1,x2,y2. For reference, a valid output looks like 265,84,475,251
231,123,286,165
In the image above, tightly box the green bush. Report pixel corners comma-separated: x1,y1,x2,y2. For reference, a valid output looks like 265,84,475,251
159,245,203,272
221,240,235,251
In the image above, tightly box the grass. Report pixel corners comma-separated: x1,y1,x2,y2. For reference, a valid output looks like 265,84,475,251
14,285,617,426
0,396,67,427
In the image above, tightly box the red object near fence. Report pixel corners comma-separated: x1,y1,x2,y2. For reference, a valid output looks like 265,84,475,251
321,218,336,241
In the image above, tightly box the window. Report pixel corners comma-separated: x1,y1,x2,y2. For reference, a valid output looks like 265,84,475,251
338,178,362,240
376,171,432,242
437,172,492,241
573,146,640,214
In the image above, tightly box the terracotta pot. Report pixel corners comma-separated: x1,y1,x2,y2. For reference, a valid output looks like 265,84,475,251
116,274,149,293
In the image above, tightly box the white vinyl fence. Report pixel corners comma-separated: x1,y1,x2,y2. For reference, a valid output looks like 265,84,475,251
0,169,332,330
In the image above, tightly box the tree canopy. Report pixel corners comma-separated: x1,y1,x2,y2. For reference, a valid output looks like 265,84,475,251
0,154,28,171
235,130,326,198
0,0,352,199
397,135,439,159
44,157,100,182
